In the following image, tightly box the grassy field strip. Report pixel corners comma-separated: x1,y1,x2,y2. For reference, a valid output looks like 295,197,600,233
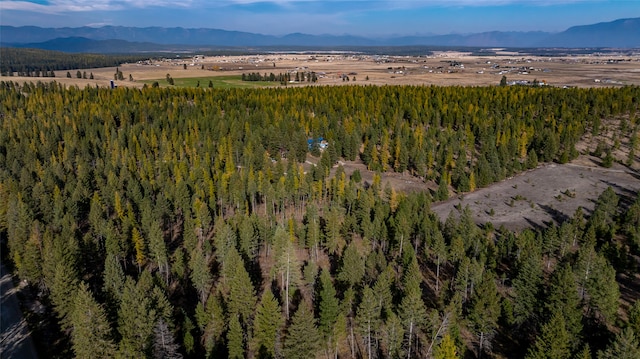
140,75,275,88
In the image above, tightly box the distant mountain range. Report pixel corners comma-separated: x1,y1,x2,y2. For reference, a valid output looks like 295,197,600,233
544,18,640,48
1,17,639,53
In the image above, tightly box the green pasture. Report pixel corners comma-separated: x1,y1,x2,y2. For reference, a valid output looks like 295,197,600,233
142,75,276,89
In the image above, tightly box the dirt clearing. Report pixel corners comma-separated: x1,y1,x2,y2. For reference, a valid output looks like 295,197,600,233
431,157,640,231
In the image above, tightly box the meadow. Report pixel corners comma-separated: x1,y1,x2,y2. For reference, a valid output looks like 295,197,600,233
140,75,274,89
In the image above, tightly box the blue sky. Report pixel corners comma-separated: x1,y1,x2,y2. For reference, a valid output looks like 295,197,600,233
1,0,639,36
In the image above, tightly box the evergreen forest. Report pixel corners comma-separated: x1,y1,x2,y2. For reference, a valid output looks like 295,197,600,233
0,48,151,77
1,80,640,358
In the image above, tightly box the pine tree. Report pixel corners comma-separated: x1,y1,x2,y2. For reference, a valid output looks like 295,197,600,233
227,314,244,359
453,257,472,304
338,241,365,288
182,314,195,355
544,263,583,351
224,247,256,325
381,311,405,359
575,346,592,359
324,204,345,254
372,265,394,315
624,194,640,248
574,242,619,325
131,227,146,271
50,261,79,330
148,219,169,283
189,246,211,304
71,282,117,358
195,291,226,357
304,204,322,259
103,253,125,304
586,256,619,325
253,288,283,359
590,186,619,236
597,328,640,359
283,303,321,359
400,256,427,359
117,276,157,357
332,312,349,358
435,173,449,201
525,312,571,359
318,269,339,338
356,285,380,359
431,228,447,293
511,252,542,326
468,274,500,358
213,220,236,263
21,222,43,285
239,215,258,260
629,300,640,335
272,224,301,319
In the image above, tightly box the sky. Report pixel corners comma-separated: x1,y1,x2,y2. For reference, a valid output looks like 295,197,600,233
1,0,639,36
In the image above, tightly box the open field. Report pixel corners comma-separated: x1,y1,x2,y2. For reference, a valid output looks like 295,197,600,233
140,75,273,89
4,50,640,88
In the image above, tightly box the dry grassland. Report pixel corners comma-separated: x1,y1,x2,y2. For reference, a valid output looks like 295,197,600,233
5,51,640,89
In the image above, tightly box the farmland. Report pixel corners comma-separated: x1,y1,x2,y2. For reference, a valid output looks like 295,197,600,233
4,50,640,89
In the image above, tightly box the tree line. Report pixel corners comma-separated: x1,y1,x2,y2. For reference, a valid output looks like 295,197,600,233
242,72,318,84
0,80,639,358
242,72,289,82
0,48,150,77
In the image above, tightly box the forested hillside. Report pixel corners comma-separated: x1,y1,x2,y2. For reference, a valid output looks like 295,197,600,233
0,81,639,358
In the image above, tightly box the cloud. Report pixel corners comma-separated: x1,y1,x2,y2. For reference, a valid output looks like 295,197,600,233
0,1,53,12
208,0,605,15
84,21,115,27
219,0,597,4
0,0,600,13
0,0,194,13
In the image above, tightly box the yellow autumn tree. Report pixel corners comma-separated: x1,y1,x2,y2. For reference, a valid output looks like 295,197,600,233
131,227,145,271
434,333,458,359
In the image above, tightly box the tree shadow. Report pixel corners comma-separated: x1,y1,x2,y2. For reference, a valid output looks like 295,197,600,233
245,252,263,291
536,203,570,225
524,217,546,232
628,169,640,181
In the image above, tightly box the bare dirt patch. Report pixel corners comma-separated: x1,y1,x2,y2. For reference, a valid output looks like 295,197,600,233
303,156,437,194
431,157,640,231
